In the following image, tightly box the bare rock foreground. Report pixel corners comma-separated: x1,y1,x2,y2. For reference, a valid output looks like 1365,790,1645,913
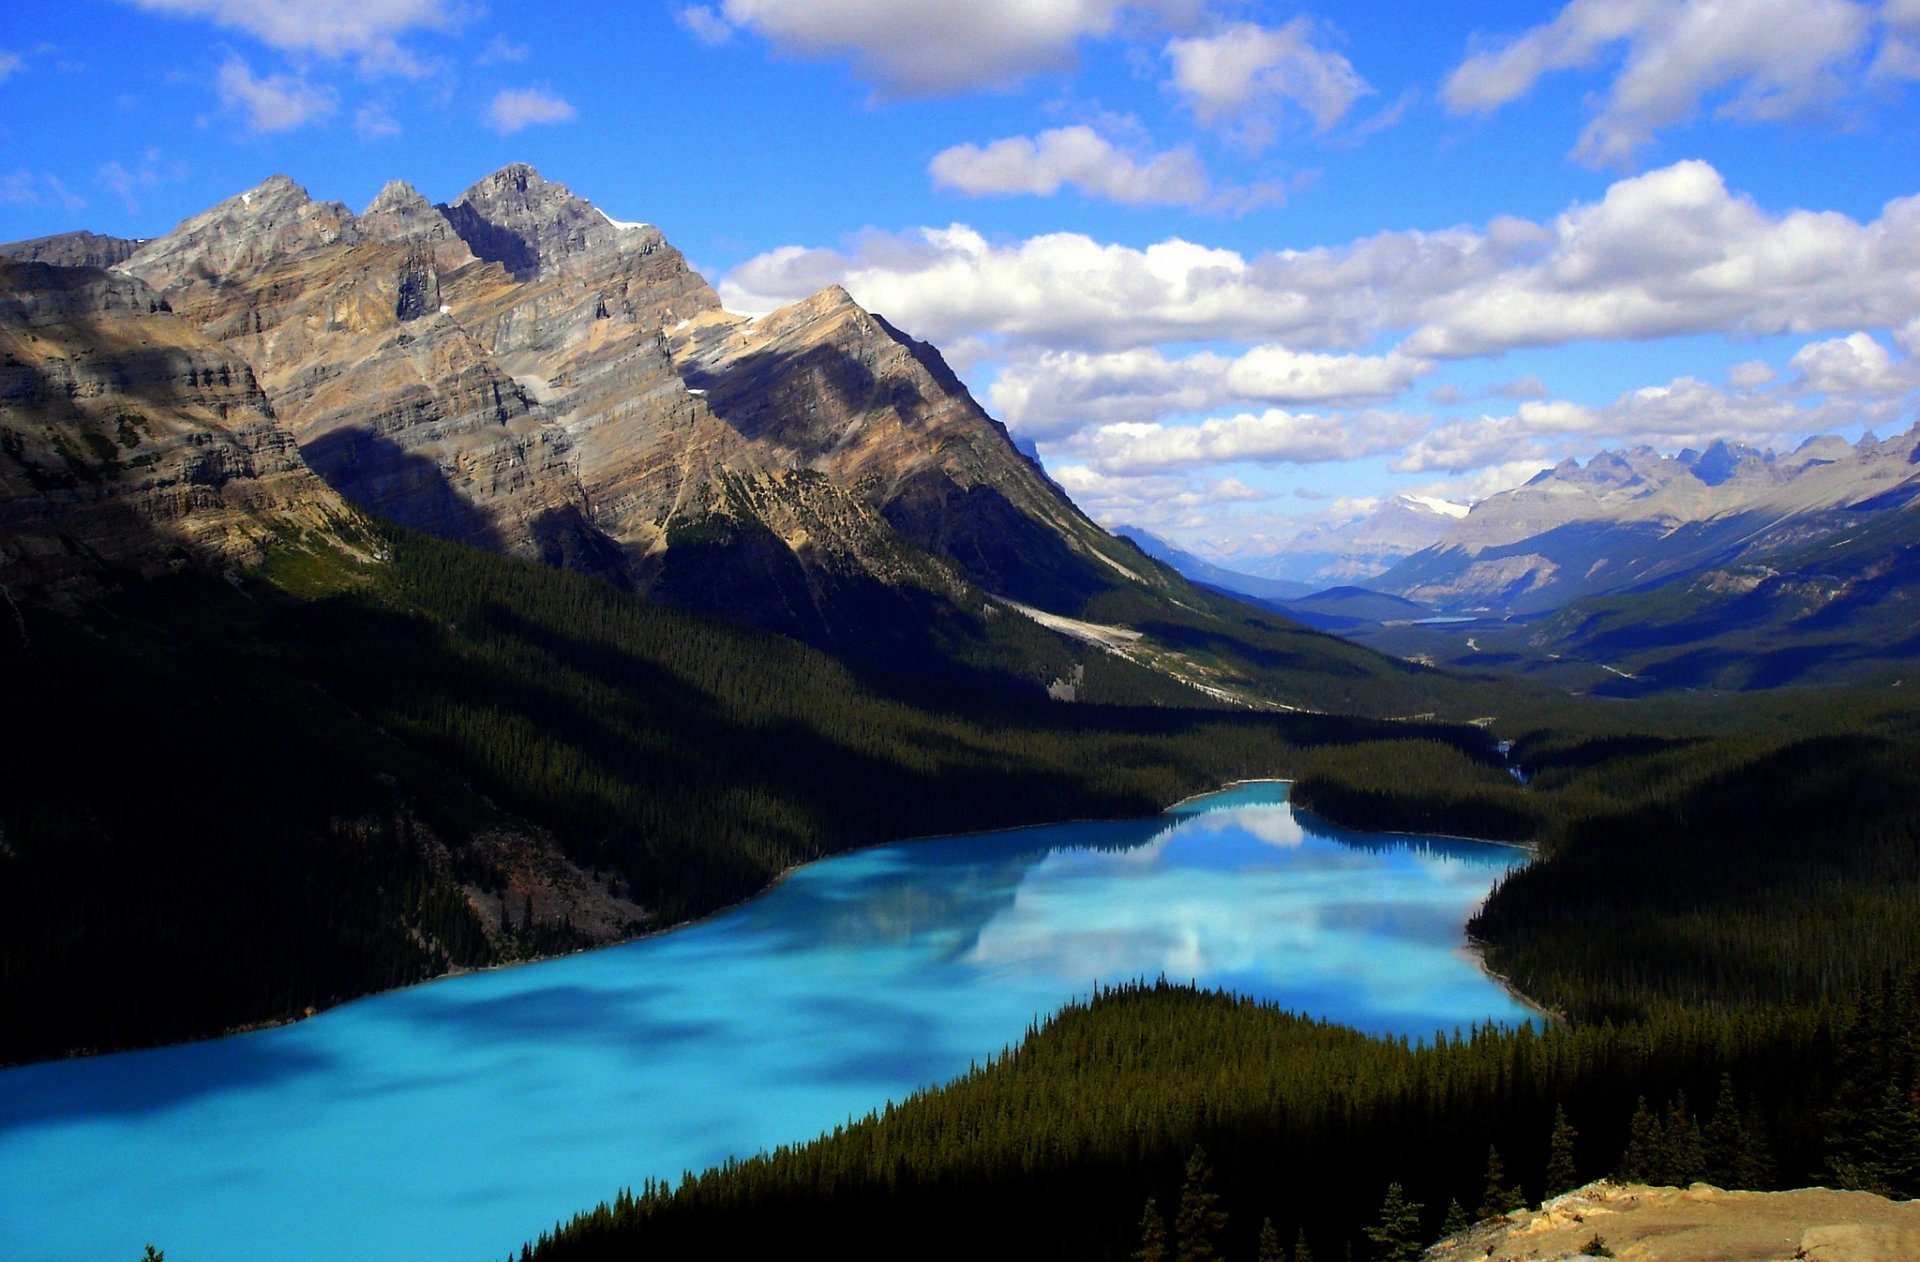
1426,1180,1920,1262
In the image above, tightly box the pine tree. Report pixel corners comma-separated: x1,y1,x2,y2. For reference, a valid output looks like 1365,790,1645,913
1440,1199,1470,1235
1545,1104,1580,1197
1477,1145,1524,1219
1174,1146,1228,1262
1703,1073,1770,1189
1618,1096,1662,1183
1363,1183,1425,1262
1258,1218,1283,1262
140,1248,164,1262
1664,1092,1706,1186
1291,1227,1314,1262
1135,1196,1169,1262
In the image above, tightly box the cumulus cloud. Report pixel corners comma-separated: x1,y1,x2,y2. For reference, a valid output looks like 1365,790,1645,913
1444,0,1876,166
217,57,336,133
722,160,1920,362
1069,409,1426,476
1789,331,1919,395
125,0,460,69
1164,18,1372,147
687,0,1198,95
1391,366,1906,474
987,344,1432,438
930,125,1211,207
1049,465,1275,531
485,87,576,134
1727,358,1778,388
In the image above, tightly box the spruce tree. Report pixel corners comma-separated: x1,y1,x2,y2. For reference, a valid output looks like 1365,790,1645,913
1703,1073,1769,1189
1440,1199,1470,1235
1545,1104,1580,1197
1618,1096,1661,1183
1477,1145,1524,1219
1363,1183,1425,1262
1136,1196,1169,1262
1174,1146,1227,1262
1291,1227,1314,1262
1664,1092,1706,1186
1258,1218,1283,1262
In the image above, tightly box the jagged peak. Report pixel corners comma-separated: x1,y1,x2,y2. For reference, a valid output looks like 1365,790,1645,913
455,162,571,209
229,173,312,212
362,179,431,217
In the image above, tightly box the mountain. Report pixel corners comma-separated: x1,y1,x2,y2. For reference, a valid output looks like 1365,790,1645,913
1371,434,1920,616
1207,493,1467,588
0,259,364,604
105,167,1173,666
0,164,1503,716
1270,586,1437,632
1111,526,1315,601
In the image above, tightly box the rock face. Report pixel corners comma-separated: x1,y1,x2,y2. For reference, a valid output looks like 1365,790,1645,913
1374,433,1920,615
102,164,1164,649
1424,1180,1920,1262
0,261,360,604
1,230,145,270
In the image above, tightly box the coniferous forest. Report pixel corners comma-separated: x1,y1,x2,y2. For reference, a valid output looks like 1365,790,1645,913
524,686,1920,1260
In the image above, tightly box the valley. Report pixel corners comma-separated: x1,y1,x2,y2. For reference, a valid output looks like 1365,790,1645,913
2,159,1918,1262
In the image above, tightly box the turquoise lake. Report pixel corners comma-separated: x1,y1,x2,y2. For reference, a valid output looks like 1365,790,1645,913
0,782,1532,1262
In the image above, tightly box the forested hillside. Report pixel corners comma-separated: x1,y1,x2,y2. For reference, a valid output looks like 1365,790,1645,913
0,525,1452,1064
526,692,1920,1260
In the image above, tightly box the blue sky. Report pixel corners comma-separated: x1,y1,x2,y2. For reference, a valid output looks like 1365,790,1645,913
3,0,1919,557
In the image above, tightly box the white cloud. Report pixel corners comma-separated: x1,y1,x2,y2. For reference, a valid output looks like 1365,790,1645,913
354,102,402,139
1391,364,1906,474
723,161,1920,362
1789,331,1919,394
1444,0,1876,167
476,35,531,64
0,49,23,82
94,149,186,212
485,87,577,134
930,125,1210,207
678,5,735,46
1407,461,1557,506
0,170,86,213
1727,358,1777,387
1070,409,1426,476
693,0,1199,95
1164,18,1372,147
988,344,1432,438
216,57,336,133
125,0,460,68
1048,465,1275,530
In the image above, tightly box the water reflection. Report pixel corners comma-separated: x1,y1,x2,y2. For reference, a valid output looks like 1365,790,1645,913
0,782,1531,1262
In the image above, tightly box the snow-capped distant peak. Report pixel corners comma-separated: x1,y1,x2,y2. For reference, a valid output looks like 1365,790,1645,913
1399,494,1470,519
598,208,651,232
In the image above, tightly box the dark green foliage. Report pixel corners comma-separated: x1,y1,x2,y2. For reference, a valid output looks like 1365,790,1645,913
1545,1105,1580,1197
2,525,1437,1063
1582,1234,1613,1258
1292,1228,1313,1262
525,982,1838,1262
1824,974,1920,1198
1362,1184,1423,1262
1476,1146,1524,1220
1291,740,1538,843
1136,1198,1168,1262
1257,1219,1282,1262
1174,1146,1227,1262
1439,1200,1469,1236
1618,1098,1661,1184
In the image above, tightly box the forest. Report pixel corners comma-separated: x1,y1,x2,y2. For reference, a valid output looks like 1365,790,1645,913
525,686,1920,1259
0,524,1471,1063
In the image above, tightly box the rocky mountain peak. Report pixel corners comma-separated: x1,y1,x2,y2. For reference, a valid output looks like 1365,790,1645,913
440,163,637,279
362,179,431,217
121,173,359,291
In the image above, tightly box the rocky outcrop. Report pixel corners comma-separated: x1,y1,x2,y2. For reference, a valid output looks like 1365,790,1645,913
1425,1180,1920,1262
1,230,145,270
0,261,361,604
